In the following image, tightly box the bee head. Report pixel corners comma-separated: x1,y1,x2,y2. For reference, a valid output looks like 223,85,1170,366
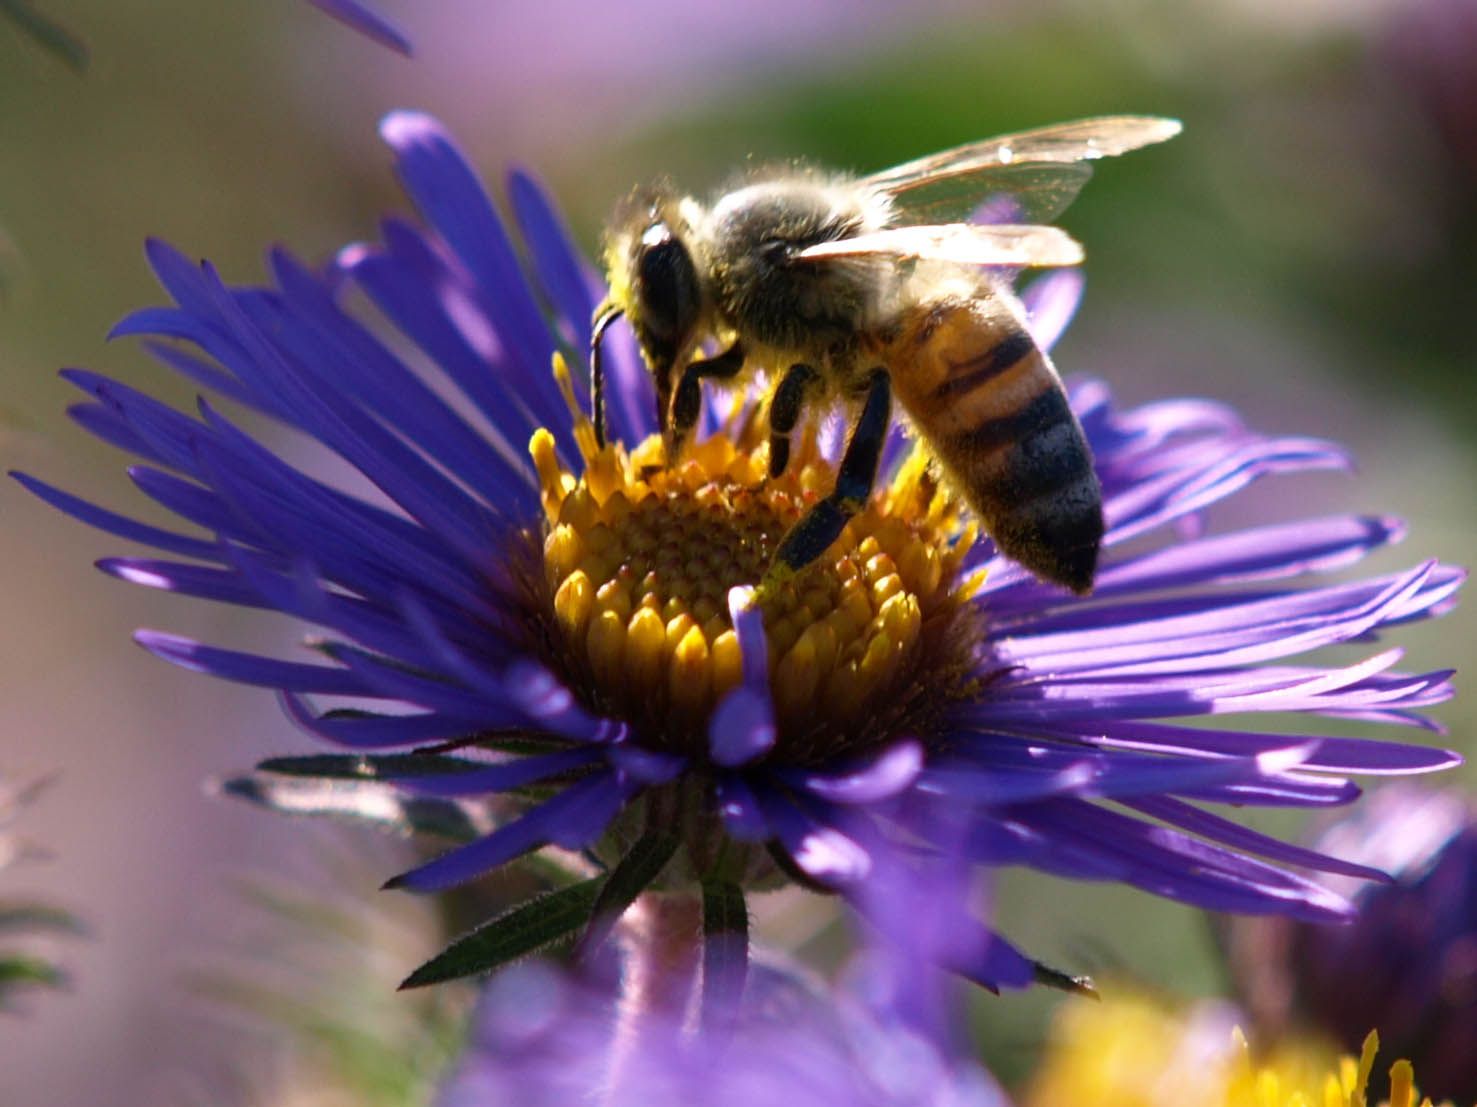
593,189,705,447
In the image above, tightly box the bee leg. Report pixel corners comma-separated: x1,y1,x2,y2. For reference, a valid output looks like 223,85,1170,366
766,369,890,587
667,341,745,460
767,363,819,479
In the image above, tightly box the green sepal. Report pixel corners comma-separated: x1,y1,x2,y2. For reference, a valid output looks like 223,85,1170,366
219,772,484,842
399,876,605,989
257,753,483,779
576,832,680,960
1031,959,1098,998
700,880,748,1033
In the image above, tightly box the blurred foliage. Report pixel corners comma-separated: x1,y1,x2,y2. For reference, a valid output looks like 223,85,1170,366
189,863,469,1107
0,777,83,1011
0,0,87,71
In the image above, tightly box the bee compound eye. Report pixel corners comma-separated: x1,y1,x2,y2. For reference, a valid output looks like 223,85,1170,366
636,228,699,345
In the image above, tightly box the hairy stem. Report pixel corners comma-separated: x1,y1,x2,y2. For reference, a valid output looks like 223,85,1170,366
603,891,703,1099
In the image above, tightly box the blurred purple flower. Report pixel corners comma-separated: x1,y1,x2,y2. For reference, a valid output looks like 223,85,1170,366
1230,784,1477,1102
1386,0,1477,182
15,109,1463,993
434,955,1003,1107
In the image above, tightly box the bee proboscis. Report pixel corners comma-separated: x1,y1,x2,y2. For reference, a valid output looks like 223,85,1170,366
592,116,1182,595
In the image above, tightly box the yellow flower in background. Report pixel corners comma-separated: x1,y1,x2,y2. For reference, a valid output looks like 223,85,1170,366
1026,990,1451,1107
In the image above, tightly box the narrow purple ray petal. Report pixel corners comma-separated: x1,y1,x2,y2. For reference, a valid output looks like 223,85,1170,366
304,0,412,55
920,742,1319,805
98,557,265,607
262,248,537,517
1020,269,1084,352
994,563,1439,678
607,745,686,785
379,112,576,463
506,170,596,380
135,631,368,694
1090,515,1405,596
714,774,769,841
10,472,221,561
341,221,546,450
986,800,1356,920
280,692,483,749
320,643,526,721
1121,795,1391,882
785,741,925,805
756,787,872,886
502,662,621,744
709,586,777,766
710,689,777,768
140,339,264,412
1036,719,1462,775
386,772,632,893
190,261,508,567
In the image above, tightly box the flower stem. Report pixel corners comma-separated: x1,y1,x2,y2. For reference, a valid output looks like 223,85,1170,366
603,891,703,1099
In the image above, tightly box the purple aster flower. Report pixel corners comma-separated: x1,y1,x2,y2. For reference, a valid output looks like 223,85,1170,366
15,110,1462,997
1228,784,1477,1102
434,955,1003,1107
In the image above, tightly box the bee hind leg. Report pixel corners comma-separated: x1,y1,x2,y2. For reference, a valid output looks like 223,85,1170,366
667,341,745,460
764,369,890,592
767,363,820,479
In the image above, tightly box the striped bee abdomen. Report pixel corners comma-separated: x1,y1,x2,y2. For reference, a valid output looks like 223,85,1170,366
887,294,1103,594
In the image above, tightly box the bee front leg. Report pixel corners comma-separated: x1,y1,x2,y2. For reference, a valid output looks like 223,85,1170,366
667,341,746,460
764,368,891,591
767,363,819,479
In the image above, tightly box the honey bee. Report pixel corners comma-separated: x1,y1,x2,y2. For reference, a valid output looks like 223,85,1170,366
590,116,1181,595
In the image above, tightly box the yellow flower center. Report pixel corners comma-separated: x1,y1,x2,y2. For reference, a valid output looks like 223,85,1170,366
523,356,983,764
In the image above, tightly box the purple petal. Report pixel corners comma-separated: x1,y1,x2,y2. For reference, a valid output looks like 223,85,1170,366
714,774,769,841
757,787,872,886
304,0,412,55
1122,795,1391,882
1020,270,1084,352
280,692,482,749
709,586,777,767
710,689,776,768
386,772,633,893
785,741,924,805
10,471,220,562
135,630,366,694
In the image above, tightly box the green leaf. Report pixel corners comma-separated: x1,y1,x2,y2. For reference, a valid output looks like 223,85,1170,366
0,0,87,71
700,880,748,1033
257,753,484,780
399,877,605,989
0,903,85,937
575,832,679,960
0,953,66,992
218,772,486,843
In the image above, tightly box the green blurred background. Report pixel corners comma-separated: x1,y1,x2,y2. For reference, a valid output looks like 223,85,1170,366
2,1,1473,1103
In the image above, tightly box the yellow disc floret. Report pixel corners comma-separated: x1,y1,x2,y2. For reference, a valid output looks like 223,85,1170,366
525,355,982,763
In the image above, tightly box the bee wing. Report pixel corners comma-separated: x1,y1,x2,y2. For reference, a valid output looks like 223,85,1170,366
794,223,1084,268
867,115,1182,225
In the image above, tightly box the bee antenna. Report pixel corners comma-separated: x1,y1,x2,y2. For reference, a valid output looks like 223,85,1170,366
589,303,624,449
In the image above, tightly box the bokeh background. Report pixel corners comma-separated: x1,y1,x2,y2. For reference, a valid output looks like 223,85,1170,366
2,1,1474,1103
